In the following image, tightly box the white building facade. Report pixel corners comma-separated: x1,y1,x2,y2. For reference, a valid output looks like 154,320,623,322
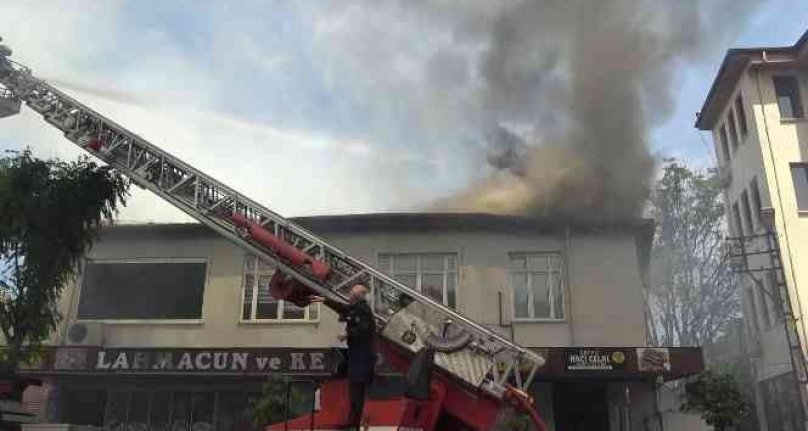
20,213,703,430
697,29,808,431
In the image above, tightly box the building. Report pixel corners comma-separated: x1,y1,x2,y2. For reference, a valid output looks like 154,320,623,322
696,29,808,431
19,213,702,430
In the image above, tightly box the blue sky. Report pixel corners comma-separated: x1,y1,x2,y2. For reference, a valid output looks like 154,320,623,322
653,1,808,164
1,1,807,221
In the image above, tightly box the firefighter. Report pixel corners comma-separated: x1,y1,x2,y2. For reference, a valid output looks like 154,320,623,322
309,284,376,430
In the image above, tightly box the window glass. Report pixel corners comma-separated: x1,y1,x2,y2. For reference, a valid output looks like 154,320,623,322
756,283,771,330
191,392,215,431
242,274,254,320
379,253,459,307
774,75,805,119
512,273,530,318
446,275,456,309
420,254,444,271
741,190,754,233
282,303,306,319
393,254,417,272
241,254,317,321
394,273,418,289
62,389,106,426
421,273,444,303
728,110,739,149
171,392,192,431
78,262,206,320
150,392,172,431
746,288,760,334
255,275,278,320
732,203,744,237
790,165,808,211
735,95,748,136
105,391,129,431
720,125,730,157
531,272,551,318
510,253,565,319
750,177,763,222
717,127,731,162
128,391,149,431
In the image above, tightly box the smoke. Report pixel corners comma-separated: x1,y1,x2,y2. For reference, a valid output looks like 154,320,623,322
311,0,758,220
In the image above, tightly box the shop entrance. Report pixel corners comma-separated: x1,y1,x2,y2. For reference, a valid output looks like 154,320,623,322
553,381,609,430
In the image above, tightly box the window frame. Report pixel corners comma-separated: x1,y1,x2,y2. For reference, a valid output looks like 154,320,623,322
376,252,459,308
773,74,806,120
735,94,749,137
727,109,740,150
75,257,209,324
239,254,319,324
508,252,566,322
740,190,755,234
750,177,764,227
719,124,732,159
789,163,808,213
732,202,744,237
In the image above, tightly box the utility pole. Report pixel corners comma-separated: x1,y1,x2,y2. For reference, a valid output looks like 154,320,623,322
727,207,808,429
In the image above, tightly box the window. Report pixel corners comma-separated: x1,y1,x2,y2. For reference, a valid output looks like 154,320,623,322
745,287,760,335
378,253,457,308
732,202,744,237
719,125,731,159
764,273,783,325
741,190,754,234
509,253,564,320
241,255,318,321
727,110,740,149
735,95,748,137
756,281,771,331
773,75,805,119
790,164,808,211
750,177,763,225
77,260,206,320
61,387,270,431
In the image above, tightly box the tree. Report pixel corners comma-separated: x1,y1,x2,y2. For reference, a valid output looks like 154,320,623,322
645,160,740,346
252,376,314,426
0,149,128,379
681,370,752,431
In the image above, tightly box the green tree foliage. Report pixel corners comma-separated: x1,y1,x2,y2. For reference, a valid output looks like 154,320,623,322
252,376,314,426
0,149,128,374
646,160,740,346
681,370,752,431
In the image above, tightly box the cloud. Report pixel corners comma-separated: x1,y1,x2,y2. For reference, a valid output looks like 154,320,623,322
0,1,443,222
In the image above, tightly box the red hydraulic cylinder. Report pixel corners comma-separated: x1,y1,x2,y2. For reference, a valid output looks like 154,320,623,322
230,212,331,281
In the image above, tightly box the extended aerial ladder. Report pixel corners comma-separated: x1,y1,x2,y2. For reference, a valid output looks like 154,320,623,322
0,42,547,430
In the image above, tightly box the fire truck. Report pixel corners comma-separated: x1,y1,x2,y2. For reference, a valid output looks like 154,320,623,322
0,40,548,431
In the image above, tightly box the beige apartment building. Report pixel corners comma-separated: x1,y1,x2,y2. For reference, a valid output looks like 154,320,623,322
696,29,808,431
20,213,702,431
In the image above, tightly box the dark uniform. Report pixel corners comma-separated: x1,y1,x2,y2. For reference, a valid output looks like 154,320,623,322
339,299,376,428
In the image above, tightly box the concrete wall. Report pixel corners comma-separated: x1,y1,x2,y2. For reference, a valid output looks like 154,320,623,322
709,57,808,430
53,223,649,350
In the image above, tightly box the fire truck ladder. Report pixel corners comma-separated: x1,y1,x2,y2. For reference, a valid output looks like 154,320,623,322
0,52,544,405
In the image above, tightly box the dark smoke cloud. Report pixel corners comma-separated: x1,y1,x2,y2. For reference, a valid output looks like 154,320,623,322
300,0,760,218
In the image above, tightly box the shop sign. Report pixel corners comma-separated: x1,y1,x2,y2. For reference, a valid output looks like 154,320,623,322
46,347,332,375
564,348,628,372
636,347,671,372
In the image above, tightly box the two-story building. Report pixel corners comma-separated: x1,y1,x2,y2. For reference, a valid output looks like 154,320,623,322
20,213,702,431
696,29,808,431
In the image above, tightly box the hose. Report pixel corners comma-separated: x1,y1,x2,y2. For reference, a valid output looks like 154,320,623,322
504,385,549,431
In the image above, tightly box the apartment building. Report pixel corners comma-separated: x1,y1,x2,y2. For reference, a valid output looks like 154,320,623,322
696,29,808,431
19,213,702,431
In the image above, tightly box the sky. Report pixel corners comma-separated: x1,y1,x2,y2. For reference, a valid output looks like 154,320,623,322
0,0,807,222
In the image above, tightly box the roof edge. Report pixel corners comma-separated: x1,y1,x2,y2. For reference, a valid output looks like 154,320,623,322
696,29,808,130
